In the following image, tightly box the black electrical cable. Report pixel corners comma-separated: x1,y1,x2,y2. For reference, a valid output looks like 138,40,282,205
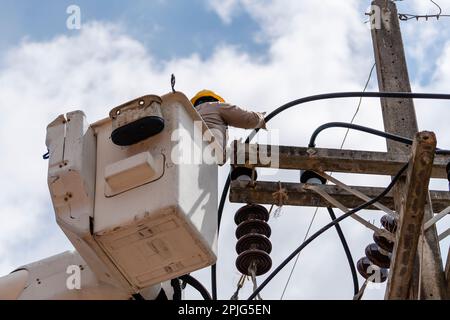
212,172,231,300
249,91,450,144
309,122,412,148
211,264,217,300
171,278,182,300
246,162,409,300
179,274,212,300
327,207,359,296
308,122,450,154
131,293,145,300
213,90,450,300
218,173,231,231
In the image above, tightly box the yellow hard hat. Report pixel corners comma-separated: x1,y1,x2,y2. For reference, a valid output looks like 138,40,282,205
191,89,225,106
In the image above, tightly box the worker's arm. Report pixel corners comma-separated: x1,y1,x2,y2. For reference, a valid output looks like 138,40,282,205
218,103,266,130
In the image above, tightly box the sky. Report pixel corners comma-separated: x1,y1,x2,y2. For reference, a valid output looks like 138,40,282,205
0,0,449,300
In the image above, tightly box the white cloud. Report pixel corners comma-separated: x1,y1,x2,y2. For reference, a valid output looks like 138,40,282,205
0,0,449,300
207,0,241,24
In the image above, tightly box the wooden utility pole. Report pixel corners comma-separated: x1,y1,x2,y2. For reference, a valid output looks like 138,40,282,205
370,0,446,299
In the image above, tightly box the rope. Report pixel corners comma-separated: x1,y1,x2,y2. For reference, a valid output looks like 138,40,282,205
272,181,288,207
271,181,288,218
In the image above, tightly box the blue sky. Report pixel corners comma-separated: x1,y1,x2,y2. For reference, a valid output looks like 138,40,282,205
0,0,266,60
0,0,449,300
0,0,445,81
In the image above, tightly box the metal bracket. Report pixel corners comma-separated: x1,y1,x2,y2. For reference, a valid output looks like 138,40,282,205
317,171,397,217
424,206,450,230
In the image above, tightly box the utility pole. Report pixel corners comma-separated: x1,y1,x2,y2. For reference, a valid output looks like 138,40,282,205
370,0,446,299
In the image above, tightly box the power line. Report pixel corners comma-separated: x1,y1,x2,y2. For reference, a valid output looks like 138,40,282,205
308,121,450,154
279,63,375,299
279,207,319,299
398,0,450,21
431,0,442,16
398,13,450,21
339,63,376,149
365,0,450,22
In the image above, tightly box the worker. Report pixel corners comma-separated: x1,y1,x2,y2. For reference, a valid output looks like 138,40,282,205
191,89,266,177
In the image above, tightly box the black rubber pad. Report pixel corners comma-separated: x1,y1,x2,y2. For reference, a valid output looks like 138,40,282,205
111,116,164,146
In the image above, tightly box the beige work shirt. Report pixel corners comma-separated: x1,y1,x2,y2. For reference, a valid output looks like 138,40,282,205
196,102,266,164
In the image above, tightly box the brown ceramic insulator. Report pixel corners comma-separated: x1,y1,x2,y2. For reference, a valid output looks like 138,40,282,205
356,257,388,283
365,243,391,268
231,167,258,181
234,204,270,225
380,215,397,233
373,233,394,253
236,249,272,276
235,233,272,255
235,219,271,239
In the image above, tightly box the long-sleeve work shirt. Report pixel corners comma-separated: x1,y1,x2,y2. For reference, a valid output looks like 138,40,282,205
196,102,266,164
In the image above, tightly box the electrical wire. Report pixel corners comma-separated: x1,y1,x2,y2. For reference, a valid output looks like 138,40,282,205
327,207,359,296
211,171,231,300
211,264,218,300
309,122,413,148
213,90,450,300
339,63,376,149
368,0,450,21
398,13,450,20
308,122,450,154
281,64,375,299
179,274,212,300
430,0,442,16
254,91,450,143
171,278,182,300
279,207,319,299
246,163,409,300
398,0,450,21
